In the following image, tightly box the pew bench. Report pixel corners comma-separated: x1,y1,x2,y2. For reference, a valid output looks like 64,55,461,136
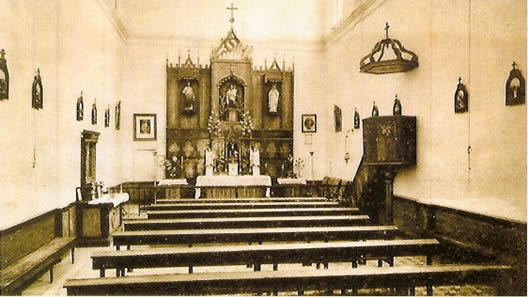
112,225,398,250
154,197,330,204
92,239,439,277
64,264,511,296
0,237,76,295
124,215,371,231
147,207,360,219
142,201,341,211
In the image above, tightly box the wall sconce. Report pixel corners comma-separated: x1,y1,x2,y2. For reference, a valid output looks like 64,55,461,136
344,129,353,164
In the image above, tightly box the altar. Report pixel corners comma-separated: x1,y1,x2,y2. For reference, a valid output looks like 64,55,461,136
195,175,271,199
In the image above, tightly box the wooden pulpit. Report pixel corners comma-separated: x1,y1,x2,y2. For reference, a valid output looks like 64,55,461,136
362,116,416,224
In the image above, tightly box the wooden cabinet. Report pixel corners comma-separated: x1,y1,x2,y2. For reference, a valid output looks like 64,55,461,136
362,116,416,166
75,202,123,247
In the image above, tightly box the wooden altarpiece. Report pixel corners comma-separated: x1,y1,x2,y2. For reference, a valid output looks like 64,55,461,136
166,27,294,179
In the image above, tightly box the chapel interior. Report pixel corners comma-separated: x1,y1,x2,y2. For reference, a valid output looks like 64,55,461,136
0,0,526,296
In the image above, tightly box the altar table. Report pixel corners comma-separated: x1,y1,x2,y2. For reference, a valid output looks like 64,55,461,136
195,175,272,199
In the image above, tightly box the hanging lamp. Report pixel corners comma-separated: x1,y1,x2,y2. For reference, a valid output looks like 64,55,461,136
360,22,419,74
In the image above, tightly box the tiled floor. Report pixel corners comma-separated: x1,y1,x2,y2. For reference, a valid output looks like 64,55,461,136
22,243,496,296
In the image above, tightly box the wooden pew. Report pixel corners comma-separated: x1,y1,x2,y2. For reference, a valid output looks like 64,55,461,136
0,237,76,295
147,207,360,219
64,264,511,296
124,215,371,231
112,226,398,249
142,201,341,211
92,239,439,277
155,197,329,204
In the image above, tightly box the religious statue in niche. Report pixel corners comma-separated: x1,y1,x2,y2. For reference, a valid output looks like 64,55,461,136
354,108,360,129
91,99,97,125
393,94,402,115
181,81,196,113
334,104,342,132
104,106,110,127
115,100,121,130
268,83,280,114
219,78,244,110
505,62,525,106
227,142,239,161
454,77,469,113
225,84,238,107
371,101,379,117
76,92,84,121
0,49,9,100
32,68,43,110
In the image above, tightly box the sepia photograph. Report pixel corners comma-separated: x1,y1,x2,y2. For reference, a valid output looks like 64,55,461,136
0,0,526,296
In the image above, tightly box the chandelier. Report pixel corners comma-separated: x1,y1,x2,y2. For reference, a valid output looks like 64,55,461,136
360,23,419,74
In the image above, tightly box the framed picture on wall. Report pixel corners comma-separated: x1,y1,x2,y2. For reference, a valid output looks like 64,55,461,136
302,114,317,133
134,113,157,141
334,105,342,132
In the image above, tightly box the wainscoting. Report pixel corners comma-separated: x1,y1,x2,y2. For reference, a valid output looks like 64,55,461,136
393,195,527,295
0,204,76,270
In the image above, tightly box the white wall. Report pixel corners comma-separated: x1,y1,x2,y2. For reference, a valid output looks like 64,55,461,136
325,0,526,221
0,0,125,229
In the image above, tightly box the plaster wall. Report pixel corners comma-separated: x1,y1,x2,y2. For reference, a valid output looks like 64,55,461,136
325,0,526,221
0,0,125,229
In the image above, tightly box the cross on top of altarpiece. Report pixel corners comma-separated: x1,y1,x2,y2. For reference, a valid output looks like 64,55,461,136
227,3,238,28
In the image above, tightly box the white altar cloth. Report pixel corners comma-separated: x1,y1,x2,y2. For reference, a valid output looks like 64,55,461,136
277,178,307,185
195,175,272,199
88,193,129,207
158,179,188,186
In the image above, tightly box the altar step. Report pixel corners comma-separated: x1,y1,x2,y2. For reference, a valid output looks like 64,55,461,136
142,201,340,211
146,207,361,219
123,215,371,231
154,197,329,204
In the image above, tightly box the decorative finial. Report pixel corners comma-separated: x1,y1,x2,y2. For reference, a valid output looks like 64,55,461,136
81,91,83,96
512,61,517,70
458,76,462,84
187,49,191,58
178,49,181,65
264,58,267,70
37,68,40,76
385,22,390,39
227,3,238,29
197,50,200,65
0,49,5,59
395,94,398,99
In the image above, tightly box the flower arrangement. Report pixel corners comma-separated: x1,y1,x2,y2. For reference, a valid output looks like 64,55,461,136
160,155,182,179
292,156,305,178
239,109,254,138
207,112,221,137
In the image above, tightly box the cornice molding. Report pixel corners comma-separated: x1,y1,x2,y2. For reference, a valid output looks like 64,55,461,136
94,0,128,41
323,0,387,49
